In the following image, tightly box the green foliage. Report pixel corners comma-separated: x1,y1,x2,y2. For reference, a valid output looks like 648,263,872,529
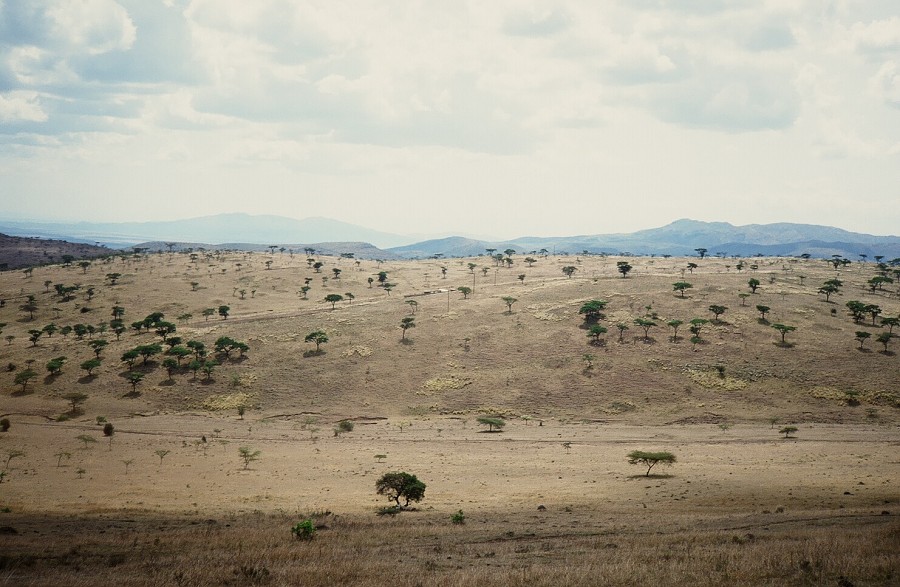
46,356,67,375
0,418,9,432
14,368,37,392
672,282,692,297
562,265,577,278
771,323,796,344
477,416,506,432
238,446,261,469
305,330,328,351
63,392,88,413
578,300,608,322
627,450,676,476
218,305,230,319
324,293,343,309
587,324,607,343
400,317,416,339
376,471,426,508
616,261,632,277
291,519,316,540
708,305,727,321
633,318,656,339
501,296,517,313
451,510,466,525
748,278,760,293
779,426,798,438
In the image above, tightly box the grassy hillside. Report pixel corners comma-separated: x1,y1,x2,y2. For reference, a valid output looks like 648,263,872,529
0,250,897,585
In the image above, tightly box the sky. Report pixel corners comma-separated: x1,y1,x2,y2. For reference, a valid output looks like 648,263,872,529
1,0,899,241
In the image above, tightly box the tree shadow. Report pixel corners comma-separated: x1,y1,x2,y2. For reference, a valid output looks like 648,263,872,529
10,388,32,397
43,373,61,385
77,375,97,384
878,350,896,356
626,473,675,480
400,338,414,346
477,429,504,434
855,347,872,354
122,390,141,398
774,342,795,348
303,350,325,358
757,318,770,325
158,378,176,387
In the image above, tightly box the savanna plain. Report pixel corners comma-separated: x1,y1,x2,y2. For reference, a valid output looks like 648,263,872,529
0,249,897,586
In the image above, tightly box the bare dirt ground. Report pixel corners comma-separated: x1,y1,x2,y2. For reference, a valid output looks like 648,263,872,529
0,250,898,584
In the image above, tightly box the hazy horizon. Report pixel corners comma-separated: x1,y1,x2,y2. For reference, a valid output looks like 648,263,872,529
2,2,899,239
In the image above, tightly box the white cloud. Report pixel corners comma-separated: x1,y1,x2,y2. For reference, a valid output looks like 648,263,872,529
0,91,48,123
869,60,900,107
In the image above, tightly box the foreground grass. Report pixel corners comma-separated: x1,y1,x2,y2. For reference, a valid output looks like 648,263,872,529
1,508,896,586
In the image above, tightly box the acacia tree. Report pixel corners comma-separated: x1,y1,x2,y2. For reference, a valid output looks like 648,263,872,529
748,278,760,293
708,305,727,321
501,296,517,313
772,323,796,345
587,324,607,344
876,332,894,352
305,330,328,352
855,331,871,348
376,472,426,509
579,300,608,323
14,368,38,393
627,450,676,477
667,319,683,342
218,305,230,320
617,261,632,278
400,317,415,340
477,416,506,432
757,305,770,321
634,318,656,340
325,294,343,309
562,266,577,278
457,286,472,299
673,282,692,297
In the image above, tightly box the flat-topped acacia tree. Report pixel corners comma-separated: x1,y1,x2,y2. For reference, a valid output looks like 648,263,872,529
627,450,676,477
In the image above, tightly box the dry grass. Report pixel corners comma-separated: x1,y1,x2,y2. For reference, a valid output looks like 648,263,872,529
0,250,898,584
1,508,896,586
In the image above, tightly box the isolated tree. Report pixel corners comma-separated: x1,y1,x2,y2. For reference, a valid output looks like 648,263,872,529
634,318,656,340
80,358,101,376
738,292,750,306
136,343,162,365
587,324,607,344
708,305,727,321
818,283,839,302
345,292,355,304
88,339,108,358
28,329,43,346
616,261,632,278
748,278,760,293
78,261,91,273
524,257,536,267
579,300,608,323
694,248,707,259
202,308,215,321
218,305,230,320
155,449,170,465
686,262,698,274
63,392,88,413
14,368,37,392
43,323,58,338
757,305,771,321
562,266,577,278
400,317,416,340
772,323,796,345
46,356,66,375
501,296,517,313
376,472,426,509
457,286,472,299
876,332,894,352
855,331,871,348
162,358,178,379
881,316,899,334
126,371,144,393
779,426,798,438
667,319,683,342
627,450,676,477
405,300,418,314
673,282,692,297
121,349,139,368
517,273,526,284
305,330,328,352
865,304,882,326
238,446,261,470
477,416,506,432
106,272,121,285
616,323,629,342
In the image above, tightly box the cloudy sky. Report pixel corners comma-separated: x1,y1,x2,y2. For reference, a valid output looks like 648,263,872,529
1,0,898,240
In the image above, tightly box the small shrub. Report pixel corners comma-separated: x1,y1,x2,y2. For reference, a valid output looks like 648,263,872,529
103,423,114,437
451,510,466,525
291,519,316,540
0,419,9,432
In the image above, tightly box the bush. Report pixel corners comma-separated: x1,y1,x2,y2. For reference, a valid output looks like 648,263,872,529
0,418,9,432
451,510,465,525
291,519,315,540
103,423,114,437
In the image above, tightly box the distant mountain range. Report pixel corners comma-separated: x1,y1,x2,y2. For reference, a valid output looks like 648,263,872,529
1,215,898,261
0,214,411,249
390,219,900,260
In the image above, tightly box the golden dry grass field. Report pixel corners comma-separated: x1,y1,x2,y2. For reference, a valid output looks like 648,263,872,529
0,251,898,585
